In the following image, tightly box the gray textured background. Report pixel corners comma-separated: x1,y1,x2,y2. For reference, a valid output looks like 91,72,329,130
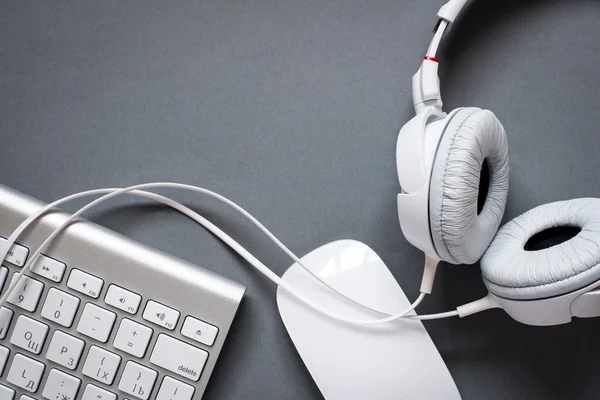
2,0,600,399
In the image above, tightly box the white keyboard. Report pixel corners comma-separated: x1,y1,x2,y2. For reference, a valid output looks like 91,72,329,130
0,185,246,399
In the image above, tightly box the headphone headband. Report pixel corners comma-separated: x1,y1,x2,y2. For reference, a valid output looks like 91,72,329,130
437,0,472,27
412,0,474,113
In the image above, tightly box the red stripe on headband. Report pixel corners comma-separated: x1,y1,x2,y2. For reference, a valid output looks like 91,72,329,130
424,56,439,63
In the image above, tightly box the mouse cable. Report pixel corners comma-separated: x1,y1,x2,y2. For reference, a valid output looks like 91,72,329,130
0,183,492,325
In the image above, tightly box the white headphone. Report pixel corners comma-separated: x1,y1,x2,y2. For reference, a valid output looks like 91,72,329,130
397,0,600,326
1,0,599,330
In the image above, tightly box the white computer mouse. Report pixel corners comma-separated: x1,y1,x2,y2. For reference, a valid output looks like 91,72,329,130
276,240,461,400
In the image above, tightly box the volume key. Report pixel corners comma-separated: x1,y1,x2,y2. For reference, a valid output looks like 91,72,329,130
67,269,104,298
105,285,142,314
142,301,179,330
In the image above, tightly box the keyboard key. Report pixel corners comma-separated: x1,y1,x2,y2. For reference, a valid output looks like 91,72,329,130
181,316,219,346
82,384,117,400
0,267,8,291
42,368,80,400
0,237,29,267
7,274,44,312
46,330,85,370
77,303,116,342
150,334,208,382
0,307,14,339
118,361,157,400
42,368,81,400
105,285,141,314
11,315,49,354
143,301,179,330
0,346,10,375
30,255,66,282
0,384,15,400
41,288,80,327
113,319,153,358
67,269,103,298
20,396,35,400
7,353,45,392
156,376,195,400
82,346,121,385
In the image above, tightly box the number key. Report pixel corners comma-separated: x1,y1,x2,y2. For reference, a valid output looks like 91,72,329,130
10,315,49,355
7,274,44,312
41,288,80,327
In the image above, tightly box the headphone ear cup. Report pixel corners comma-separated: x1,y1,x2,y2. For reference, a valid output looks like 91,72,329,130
481,198,600,300
429,108,509,264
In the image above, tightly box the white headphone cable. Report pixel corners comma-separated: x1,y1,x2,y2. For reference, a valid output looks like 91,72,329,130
0,184,427,324
0,183,467,324
0,185,415,319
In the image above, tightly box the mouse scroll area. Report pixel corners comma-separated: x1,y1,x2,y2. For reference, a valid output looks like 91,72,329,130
276,240,461,400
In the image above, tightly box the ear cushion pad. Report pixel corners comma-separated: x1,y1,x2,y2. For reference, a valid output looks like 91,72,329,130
429,108,509,265
481,198,600,300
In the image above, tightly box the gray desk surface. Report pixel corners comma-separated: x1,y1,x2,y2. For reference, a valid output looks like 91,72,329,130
2,0,600,399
